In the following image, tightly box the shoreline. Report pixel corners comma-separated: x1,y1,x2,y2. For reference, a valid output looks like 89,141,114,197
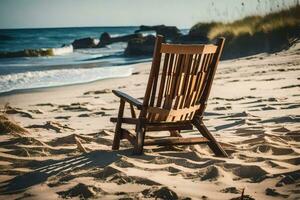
0,67,134,97
0,62,147,106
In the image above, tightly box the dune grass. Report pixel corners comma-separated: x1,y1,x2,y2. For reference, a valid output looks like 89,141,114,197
190,5,300,59
0,104,28,134
190,5,300,40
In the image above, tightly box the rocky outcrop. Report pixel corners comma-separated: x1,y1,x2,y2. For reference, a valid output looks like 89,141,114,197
72,37,99,49
124,35,157,56
135,25,181,40
99,32,111,46
174,34,209,44
98,32,142,47
170,23,210,44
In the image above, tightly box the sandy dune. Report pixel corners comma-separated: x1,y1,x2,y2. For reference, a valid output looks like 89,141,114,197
0,43,299,199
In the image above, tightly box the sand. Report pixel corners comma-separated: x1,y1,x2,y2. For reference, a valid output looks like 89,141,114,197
0,42,299,200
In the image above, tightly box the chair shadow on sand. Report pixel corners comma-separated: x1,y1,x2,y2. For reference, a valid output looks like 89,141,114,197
0,149,133,194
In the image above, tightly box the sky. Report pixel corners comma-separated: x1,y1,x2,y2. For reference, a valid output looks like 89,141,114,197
0,0,298,29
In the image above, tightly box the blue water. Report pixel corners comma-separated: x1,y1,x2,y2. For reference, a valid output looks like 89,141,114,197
0,26,159,94
0,27,139,51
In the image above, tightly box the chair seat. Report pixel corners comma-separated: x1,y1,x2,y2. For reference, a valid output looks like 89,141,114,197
110,117,193,131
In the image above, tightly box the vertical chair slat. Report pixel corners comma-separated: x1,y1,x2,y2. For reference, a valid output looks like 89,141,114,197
165,54,183,109
164,53,175,102
163,53,176,109
142,35,163,109
156,53,170,107
196,53,215,104
191,53,207,106
185,54,202,107
180,54,194,109
173,54,187,109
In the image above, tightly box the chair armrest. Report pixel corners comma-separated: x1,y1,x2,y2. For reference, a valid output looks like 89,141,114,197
112,90,143,109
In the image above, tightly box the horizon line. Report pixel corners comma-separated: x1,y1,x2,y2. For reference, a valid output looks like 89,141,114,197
0,24,190,31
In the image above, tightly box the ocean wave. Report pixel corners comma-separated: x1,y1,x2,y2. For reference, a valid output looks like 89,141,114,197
52,45,73,55
0,45,73,58
0,66,133,93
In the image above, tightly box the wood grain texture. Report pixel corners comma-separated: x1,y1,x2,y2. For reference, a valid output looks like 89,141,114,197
111,36,227,157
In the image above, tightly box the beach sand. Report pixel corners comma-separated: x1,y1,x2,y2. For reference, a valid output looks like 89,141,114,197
0,42,299,200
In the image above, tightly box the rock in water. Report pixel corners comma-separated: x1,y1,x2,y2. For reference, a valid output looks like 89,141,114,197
124,35,156,56
99,32,111,46
72,37,99,49
135,25,181,40
98,32,142,47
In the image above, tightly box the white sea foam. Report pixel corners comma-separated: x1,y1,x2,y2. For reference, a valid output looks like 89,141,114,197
51,45,73,55
0,66,133,93
141,31,156,37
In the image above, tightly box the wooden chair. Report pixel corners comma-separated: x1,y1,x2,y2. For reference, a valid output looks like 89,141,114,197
110,35,228,157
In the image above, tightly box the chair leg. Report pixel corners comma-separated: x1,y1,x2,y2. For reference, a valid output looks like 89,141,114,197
193,117,228,157
130,104,136,118
112,99,125,150
133,123,145,155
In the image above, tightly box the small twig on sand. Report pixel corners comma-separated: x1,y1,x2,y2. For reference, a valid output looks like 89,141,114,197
240,188,245,200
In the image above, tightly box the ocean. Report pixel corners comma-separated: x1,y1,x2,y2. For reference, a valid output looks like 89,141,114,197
0,27,189,94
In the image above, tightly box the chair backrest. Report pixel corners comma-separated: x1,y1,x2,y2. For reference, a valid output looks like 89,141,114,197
142,35,225,122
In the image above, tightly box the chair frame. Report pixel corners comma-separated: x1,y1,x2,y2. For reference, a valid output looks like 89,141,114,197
110,35,228,157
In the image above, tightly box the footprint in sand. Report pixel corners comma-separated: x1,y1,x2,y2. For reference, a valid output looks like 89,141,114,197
220,187,241,194
57,183,103,199
34,103,55,107
26,121,74,133
215,119,246,131
5,106,34,119
142,186,179,200
260,115,300,124
54,116,71,120
58,104,91,112
83,89,112,95
280,84,300,89
265,188,289,198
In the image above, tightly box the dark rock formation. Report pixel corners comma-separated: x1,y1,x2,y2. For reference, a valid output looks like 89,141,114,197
124,35,157,56
99,32,111,46
72,37,99,49
174,34,208,44
135,25,181,40
169,22,210,44
98,32,142,47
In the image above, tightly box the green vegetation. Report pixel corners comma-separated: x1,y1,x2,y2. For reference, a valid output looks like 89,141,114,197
190,5,300,59
0,48,54,59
